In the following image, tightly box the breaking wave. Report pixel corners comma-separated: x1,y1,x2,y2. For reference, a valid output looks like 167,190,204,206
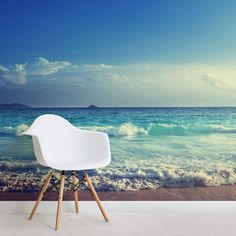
79,123,236,137
79,123,148,138
16,124,29,136
0,124,29,136
1,122,236,138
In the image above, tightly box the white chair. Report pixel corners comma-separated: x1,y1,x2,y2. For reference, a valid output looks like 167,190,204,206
22,114,111,230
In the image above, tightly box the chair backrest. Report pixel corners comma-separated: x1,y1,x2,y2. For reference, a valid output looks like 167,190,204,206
23,114,76,137
23,114,77,166
23,114,111,170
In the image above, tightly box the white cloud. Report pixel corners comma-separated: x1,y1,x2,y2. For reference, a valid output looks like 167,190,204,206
124,63,236,93
30,57,71,76
83,63,112,70
0,63,27,85
0,58,127,88
109,73,128,81
0,65,8,72
2,58,236,101
3,58,236,106
201,74,235,92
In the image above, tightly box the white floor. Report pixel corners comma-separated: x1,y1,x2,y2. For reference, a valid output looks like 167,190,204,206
0,201,235,236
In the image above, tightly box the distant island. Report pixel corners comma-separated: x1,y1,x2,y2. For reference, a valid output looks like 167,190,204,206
0,103,99,109
0,103,30,109
87,104,99,109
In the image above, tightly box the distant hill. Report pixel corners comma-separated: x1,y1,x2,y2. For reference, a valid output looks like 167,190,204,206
87,104,99,109
0,103,30,109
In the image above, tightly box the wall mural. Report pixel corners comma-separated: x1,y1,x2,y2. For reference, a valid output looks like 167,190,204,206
1,1,236,200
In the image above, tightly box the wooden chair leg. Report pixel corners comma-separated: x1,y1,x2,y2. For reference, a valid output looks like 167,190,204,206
29,171,53,221
72,171,79,213
84,172,109,222
55,171,65,231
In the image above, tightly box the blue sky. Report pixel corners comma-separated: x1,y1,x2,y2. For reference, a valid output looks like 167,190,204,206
1,0,236,106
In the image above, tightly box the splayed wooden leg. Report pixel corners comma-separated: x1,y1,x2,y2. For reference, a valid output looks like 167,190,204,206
55,171,65,231
28,171,52,221
84,172,109,222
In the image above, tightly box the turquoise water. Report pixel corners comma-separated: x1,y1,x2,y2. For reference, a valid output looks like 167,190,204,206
1,107,236,191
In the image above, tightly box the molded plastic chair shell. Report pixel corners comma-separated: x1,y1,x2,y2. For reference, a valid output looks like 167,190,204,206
22,114,111,170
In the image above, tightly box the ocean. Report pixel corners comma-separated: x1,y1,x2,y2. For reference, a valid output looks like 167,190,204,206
1,107,236,191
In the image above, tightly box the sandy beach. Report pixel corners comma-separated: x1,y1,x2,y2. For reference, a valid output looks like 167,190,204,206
1,185,236,201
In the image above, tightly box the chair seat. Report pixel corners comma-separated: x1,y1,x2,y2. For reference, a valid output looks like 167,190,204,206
42,157,110,171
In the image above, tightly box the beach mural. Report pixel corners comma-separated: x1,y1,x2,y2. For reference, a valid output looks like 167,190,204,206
1,107,236,192
1,1,236,200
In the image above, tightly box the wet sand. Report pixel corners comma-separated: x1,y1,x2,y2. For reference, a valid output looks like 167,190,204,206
1,185,236,201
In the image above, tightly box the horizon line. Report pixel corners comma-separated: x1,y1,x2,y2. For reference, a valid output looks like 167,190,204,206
2,103,236,109
3,105,236,109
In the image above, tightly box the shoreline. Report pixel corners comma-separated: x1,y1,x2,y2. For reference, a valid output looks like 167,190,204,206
1,185,236,201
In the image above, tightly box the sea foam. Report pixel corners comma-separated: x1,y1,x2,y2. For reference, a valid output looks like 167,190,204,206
0,124,29,136
2,122,236,138
79,123,236,137
95,158,236,191
79,122,148,138
16,124,29,136
1,157,236,191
